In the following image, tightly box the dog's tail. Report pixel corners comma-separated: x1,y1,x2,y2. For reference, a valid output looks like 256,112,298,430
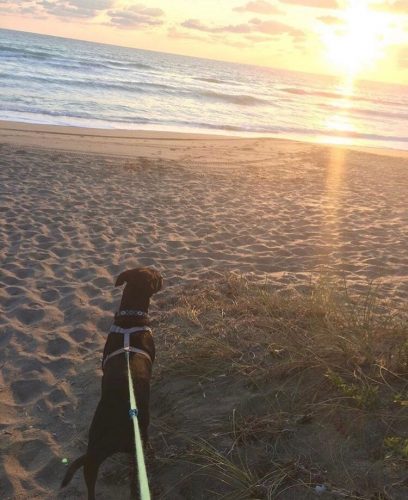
60,454,86,488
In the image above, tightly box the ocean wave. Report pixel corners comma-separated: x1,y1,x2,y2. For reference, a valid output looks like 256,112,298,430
0,72,152,94
266,125,408,143
320,129,408,142
280,86,406,107
1,105,101,120
0,69,185,97
171,120,246,132
104,60,152,70
200,90,268,106
319,103,408,121
0,105,150,124
281,87,345,100
36,59,152,72
0,44,54,60
68,58,153,71
180,121,408,143
194,77,238,85
0,46,153,73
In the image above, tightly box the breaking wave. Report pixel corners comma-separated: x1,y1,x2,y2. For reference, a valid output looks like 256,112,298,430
200,90,269,105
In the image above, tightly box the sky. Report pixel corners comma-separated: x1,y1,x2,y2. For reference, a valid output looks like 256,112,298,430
1,0,408,84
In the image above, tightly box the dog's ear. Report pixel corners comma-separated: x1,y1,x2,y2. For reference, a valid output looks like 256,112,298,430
151,270,163,295
115,270,133,287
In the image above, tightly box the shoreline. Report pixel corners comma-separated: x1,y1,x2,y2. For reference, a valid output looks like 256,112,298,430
1,120,408,160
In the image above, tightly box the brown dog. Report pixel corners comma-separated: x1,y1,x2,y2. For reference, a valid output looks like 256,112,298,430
61,267,162,499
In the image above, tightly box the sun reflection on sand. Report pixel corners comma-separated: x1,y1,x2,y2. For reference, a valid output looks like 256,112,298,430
320,78,353,264
321,143,348,268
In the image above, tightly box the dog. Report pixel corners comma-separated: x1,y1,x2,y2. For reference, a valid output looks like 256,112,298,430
61,267,162,499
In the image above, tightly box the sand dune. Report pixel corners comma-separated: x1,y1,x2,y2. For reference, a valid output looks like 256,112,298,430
0,124,407,498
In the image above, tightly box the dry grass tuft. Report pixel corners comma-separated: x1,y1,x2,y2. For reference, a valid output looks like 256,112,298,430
150,273,408,499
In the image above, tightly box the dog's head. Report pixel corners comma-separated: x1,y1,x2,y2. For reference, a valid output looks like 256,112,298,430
115,267,163,300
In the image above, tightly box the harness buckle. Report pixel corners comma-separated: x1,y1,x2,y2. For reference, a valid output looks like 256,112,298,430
129,408,138,418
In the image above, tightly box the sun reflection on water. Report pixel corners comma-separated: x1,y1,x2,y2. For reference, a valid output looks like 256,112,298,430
321,77,357,147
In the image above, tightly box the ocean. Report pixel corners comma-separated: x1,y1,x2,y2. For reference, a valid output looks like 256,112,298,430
1,28,408,150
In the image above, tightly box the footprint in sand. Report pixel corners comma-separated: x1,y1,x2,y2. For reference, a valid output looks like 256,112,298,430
14,439,50,470
69,327,88,343
15,306,45,325
47,387,68,404
11,379,50,404
45,338,70,356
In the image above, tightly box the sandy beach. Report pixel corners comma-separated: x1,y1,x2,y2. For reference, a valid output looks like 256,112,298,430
1,121,408,498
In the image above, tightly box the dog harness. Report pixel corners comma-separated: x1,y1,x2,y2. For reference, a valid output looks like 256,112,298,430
102,324,153,369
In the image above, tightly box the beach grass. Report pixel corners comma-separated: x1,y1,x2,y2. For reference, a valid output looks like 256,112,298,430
149,273,408,499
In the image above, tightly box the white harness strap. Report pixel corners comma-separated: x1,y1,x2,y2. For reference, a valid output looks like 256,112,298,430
110,325,152,335
102,326,153,369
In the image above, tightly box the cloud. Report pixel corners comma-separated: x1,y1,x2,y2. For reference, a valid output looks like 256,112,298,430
234,1,281,14
181,17,304,40
381,1,408,13
250,17,305,38
181,19,252,33
399,46,408,66
370,1,408,17
317,15,341,24
244,33,278,42
2,1,166,25
0,0,45,17
40,0,114,19
168,25,255,48
167,26,208,42
278,0,338,8
107,4,164,29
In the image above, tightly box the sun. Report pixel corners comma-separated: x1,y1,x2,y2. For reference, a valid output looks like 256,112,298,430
320,1,393,77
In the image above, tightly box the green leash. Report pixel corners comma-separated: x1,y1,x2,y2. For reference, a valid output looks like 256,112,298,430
126,351,151,500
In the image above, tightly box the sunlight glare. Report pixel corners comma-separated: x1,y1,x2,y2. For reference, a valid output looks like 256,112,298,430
321,1,393,77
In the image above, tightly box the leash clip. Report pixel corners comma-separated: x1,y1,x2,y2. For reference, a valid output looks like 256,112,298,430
129,408,138,418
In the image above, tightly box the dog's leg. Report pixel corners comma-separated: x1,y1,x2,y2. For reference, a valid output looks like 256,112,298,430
83,451,107,500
